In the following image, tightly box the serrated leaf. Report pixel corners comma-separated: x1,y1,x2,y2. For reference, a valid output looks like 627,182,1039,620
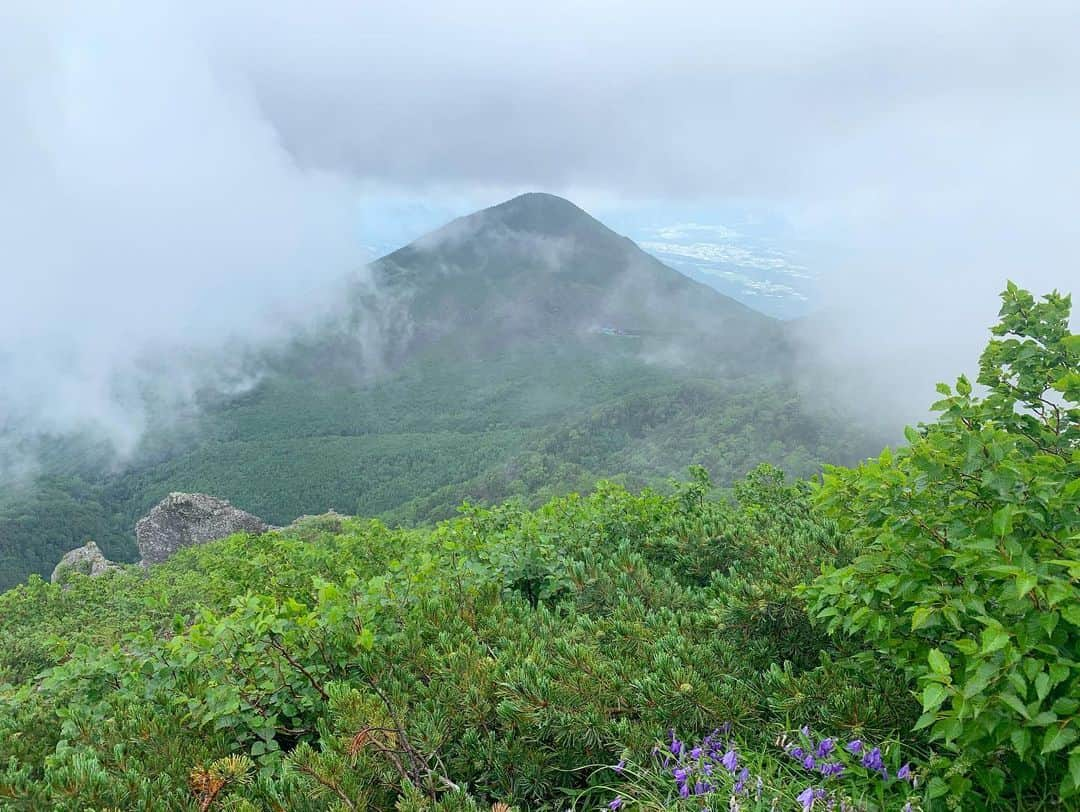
993,505,1016,537
981,626,1010,654
1010,727,1031,758
923,682,948,712
911,606,936,631
927,776,950,799
962,671,992,699
1032,711,1059,726
1042,726,1079,754
913,711,937,731
1061,604,1080,627
1006,670,1026,695
1015,571,1038,599
1046,581,1072,607
954,638,978,655
1036,672,1051,701
999,692,1031,719
928,648,950,676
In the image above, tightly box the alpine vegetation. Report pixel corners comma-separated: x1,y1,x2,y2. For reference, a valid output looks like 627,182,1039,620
0,285,1076,809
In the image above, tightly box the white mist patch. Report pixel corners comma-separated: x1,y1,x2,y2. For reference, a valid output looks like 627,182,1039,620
0,1,365,470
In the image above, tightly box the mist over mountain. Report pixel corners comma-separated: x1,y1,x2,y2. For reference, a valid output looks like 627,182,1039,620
4,0,1076,468
371,193,781,359
0,194,876,590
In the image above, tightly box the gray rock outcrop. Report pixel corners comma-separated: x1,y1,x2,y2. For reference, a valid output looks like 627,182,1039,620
135,492,270,565
51,541,120,583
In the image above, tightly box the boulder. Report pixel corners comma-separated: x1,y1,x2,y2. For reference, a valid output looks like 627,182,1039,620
51,541,120,583
135,492,270,565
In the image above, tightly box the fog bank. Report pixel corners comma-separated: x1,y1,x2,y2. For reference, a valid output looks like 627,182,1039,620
2,0,1077,468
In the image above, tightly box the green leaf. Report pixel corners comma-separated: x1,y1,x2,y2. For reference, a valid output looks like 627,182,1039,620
981,625,1010,654
998,692,1031,720
357,627,375,651
1046,580,1072,607
911,606,936,631
1010,727,1031,758
1042,726,1079,755
1035,672,1051,702
913,711,937,731
1006,670,1027,695
927,776,950,799
1061,604,1080,627
1054,697,1080,716
923,682,949,712
1015,571,1038,600
954,638,978,655
1049,559,1080,579
993,505,1017,537
962,670,993,699
928,648,951,676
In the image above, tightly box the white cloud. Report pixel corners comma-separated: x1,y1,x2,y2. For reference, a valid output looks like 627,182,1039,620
640,241,812,277
1,0,1077,446
653,223,741,241
705,271,808,301
0,1,365,458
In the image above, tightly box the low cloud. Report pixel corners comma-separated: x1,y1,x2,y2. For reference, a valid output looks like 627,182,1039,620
1,0,1077,467
0,1,366,470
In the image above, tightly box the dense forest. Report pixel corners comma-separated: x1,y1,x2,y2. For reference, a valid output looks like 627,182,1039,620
0,284,1076,810
0,343,877,592
0,194,881,591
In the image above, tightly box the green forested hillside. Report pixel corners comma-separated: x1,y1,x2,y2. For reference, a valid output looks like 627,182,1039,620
0,284,1076,811
0,343,874,591
0,195,879,590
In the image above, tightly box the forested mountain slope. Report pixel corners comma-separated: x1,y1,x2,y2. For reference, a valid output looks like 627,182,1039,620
370,192,781,359
0,282,1076,809
0,194,878,591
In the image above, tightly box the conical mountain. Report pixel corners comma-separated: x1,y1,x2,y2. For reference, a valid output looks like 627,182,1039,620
371,193,783,362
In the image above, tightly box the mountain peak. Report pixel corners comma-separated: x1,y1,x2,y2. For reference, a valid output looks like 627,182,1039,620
499,191,581,208
384,191,624,261
471,191,607,238
490,191,588,215
372,192,777,361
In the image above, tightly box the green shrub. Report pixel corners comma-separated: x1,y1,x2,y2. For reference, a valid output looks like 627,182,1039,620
0,469,886,809
804,284,1080,803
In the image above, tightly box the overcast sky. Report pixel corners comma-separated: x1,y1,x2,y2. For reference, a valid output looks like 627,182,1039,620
2,0,1078,448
